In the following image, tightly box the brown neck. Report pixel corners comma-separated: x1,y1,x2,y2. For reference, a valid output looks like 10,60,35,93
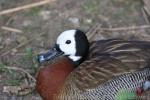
36,57,75,100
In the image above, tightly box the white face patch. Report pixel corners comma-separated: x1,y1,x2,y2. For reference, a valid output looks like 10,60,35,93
56,30,79,61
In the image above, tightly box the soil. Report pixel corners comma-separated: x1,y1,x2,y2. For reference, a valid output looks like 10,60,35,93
0,0,150,100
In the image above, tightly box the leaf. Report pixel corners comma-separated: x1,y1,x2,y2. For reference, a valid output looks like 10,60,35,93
25,47,33,58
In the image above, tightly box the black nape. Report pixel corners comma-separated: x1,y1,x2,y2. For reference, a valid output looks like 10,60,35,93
74,29,89,65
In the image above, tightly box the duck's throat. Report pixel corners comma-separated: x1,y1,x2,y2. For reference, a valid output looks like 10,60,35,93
68,55,81,61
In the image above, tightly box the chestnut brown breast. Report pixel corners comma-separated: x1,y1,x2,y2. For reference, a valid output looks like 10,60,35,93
36,57,75,100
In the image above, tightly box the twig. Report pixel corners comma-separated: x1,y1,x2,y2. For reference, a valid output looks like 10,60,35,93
100,25,150,31
0,0,55,16
143,0,150,15
5,66,36,82
86,23,100,42
5,15,15,26
86,24,150,41
142,7,150,24
1,26,23,33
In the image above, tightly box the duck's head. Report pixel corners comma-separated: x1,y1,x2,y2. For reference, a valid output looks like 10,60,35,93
38,29,89,65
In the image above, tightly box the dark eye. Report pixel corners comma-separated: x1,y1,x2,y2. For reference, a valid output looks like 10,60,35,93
65,40,71,44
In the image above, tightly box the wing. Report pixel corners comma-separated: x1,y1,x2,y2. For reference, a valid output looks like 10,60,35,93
67,39,150,90
88,39,150,69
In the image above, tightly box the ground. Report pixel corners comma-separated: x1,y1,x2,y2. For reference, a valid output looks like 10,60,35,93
0,0,150,100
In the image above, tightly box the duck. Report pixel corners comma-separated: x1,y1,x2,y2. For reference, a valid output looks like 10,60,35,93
36,29,150,100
